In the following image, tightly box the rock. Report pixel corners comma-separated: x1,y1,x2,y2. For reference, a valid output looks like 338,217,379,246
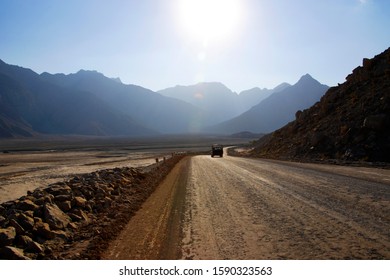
16,199,39,212
67,222,78,230
26,240,44,253
80,187,94,199
0,246,31,260
0,215,6,227
43,203,71,230
9,219,25,235
44,184,72,196
15,235,33,248
17,213,35,231
73,196,86,208
68,213,82,222
33,221,55,240
35,194,55,205
78,210,90,224
52,230,69,240
56,200,72,212
0,227,16,246
24,210,35,218
55,194,73,202
70,209,90,224
2,201,15,209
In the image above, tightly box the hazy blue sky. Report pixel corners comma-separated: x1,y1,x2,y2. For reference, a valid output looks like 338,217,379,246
1,0,389,92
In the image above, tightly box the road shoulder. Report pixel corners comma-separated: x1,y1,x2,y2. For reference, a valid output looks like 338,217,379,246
102,156,190,260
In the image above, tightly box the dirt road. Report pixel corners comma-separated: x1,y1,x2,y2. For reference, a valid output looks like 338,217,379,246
104,153,390,259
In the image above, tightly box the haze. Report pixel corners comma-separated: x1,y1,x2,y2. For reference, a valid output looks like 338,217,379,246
0,0,389,92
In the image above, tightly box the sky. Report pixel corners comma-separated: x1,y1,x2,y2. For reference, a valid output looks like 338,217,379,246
0,0,389,93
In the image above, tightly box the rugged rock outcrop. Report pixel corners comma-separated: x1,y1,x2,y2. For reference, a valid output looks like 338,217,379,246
250,47,390,163
0,155,184,259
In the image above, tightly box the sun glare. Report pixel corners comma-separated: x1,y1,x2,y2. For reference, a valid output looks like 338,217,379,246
177,0,241,44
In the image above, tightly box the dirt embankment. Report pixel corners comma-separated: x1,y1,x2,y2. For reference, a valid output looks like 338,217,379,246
0,155,184,260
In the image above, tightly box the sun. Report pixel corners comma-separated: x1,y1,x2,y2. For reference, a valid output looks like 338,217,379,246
177,0,242,44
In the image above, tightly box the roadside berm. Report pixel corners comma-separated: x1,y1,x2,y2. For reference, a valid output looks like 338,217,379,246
0,154,184,259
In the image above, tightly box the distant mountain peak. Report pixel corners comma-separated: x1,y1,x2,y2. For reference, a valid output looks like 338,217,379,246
77,69,98,74
75,69,105,78
273,82,291,92
111,77,122,84
295,74,322,87
298,73,314,81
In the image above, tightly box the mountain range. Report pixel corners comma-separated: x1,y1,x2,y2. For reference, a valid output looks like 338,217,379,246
209,74,329,134
0,61,155,137
0,59,328,138
40,70,208,134
158,82,290,124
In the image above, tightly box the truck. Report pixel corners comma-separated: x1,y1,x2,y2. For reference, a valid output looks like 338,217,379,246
211,144,223,157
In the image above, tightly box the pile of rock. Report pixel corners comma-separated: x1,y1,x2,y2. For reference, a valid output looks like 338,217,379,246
0,166,150,259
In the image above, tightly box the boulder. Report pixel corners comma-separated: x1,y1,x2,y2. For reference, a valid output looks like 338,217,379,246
26,240,44,253
0,227,16,246
17,213,35,231
44,184,72,196
15,235,33,248
16,199,39,212
43,203,71,230
73,196,87,208
9,219,25,235
0,246,30,260
56,200,72,212
33,221,55,240
55,194,73,202
35,194,55,205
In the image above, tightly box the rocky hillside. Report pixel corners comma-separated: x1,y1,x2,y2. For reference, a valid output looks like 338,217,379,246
0,155,183,259
250,48,390,163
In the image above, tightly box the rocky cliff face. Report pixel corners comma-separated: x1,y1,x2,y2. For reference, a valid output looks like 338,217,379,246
251,47,390,163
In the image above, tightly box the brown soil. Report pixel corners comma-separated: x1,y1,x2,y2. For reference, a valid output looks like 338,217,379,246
102,157,190,259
